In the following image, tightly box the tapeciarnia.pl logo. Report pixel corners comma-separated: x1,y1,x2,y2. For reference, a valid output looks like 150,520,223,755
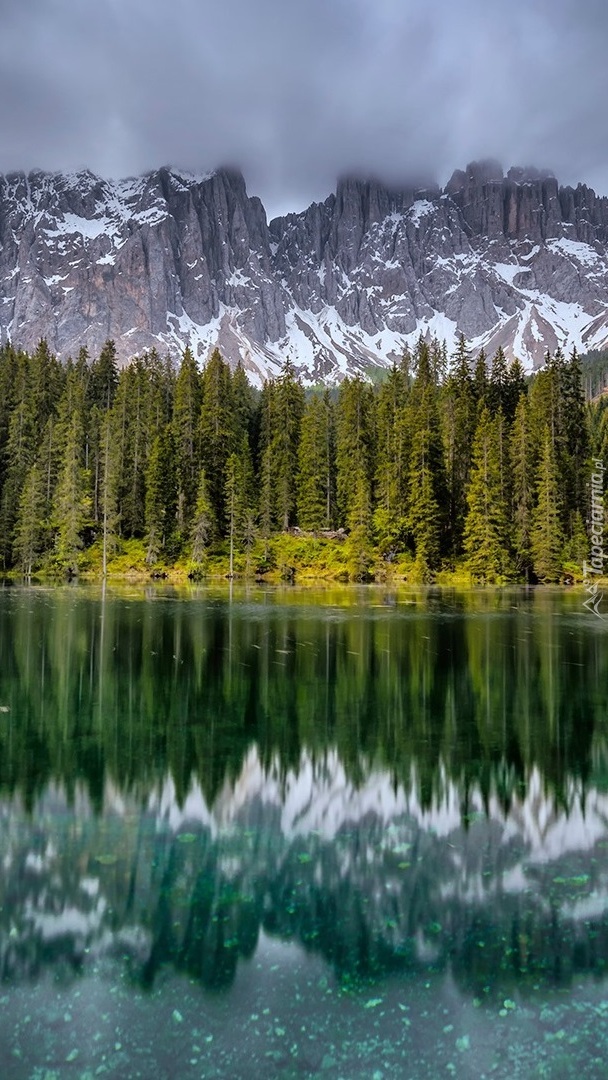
583,458,605,619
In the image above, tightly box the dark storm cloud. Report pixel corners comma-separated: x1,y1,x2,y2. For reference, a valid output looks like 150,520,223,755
1,0,607,214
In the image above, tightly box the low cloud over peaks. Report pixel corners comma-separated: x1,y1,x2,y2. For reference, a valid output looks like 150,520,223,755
1,0,607,213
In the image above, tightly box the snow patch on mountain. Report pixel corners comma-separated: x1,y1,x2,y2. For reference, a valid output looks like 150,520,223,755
3,162,608,379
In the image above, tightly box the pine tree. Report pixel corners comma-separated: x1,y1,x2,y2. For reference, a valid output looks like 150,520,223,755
473,349,489,408
487,347,508,415
88,340,119,411
463,408,513,580
13,462,47,576
510,394,535,577
374,364,409,551
0,350,42,565
346,462,375,581
561,347,590,525
504,357,526,421
406,426,442,578
52,379,91,575
99,409,121,575
442,337,476,554
232,360,256,443
114,358,150,537
531,436,564,582
336,376,375,530
258,380,277,541
225,438,255,574
172,345,202,535
270,360,305,530
404,340,446,575
199,348,236,531
145,430,177,564
190,468,217,565
297,391,335,530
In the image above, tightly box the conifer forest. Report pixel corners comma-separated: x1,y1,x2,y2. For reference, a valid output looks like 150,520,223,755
0,335,605,583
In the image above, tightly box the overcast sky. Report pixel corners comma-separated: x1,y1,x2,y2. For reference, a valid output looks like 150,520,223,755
1,0,607,216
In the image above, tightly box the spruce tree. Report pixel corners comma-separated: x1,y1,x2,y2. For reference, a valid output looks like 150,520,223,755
297,391,335,531
225,437,255,573
0,349,42,565
488,347,508,415
504,357,526,421
258,379,278,541
336,376,375,530
144,430,177,564
172,346,202,535
561,347,590,524
190,468,217,565
442,337,476,555
14,462,47,576
114,358,150,537
270,359,305,531
374,364,409,551
52,379,91,575
473,349,489,408
99,409,121,574
404,339,446,575
406,425,442,578
89,340,119,411
531,435,564,582
510,394,535,577
463,407,513,580
199,348,236,532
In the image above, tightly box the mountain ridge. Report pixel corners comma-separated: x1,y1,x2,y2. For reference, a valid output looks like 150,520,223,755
2,160,608,382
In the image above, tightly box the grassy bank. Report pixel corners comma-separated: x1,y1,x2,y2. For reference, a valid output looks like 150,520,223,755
13,533,598,588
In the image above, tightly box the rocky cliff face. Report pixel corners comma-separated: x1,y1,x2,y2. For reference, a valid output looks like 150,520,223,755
1,160,608,382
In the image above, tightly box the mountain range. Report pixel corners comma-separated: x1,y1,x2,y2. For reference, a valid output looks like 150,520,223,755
2,159,608,382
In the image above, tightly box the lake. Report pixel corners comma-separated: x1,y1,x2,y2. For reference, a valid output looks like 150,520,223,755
0,583,607,1079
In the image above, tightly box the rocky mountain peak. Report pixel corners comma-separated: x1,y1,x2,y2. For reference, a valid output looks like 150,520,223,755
1,160,608,382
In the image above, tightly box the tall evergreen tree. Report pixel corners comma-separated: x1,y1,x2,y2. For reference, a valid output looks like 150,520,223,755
190,468,217,565
225,437,255,573
269,360,305,531
462,407,513,580
473,349,489,408
199,349,236,532
13,462,47,576
52,369,91,575
510,394,535,577
504,357,527,421
531,435,564,582
487,347,509,415
442,337,476,554
374,364,409,550
172,346,202,534
336,376,375,530
297,390,336,531
405,339,446,575
561,347,590,524
88,340,119,411
144,429,177,564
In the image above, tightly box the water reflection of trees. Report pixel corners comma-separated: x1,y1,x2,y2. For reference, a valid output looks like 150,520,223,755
0,587,605,809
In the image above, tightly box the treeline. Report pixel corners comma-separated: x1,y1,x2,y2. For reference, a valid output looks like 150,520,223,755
0,336,605,581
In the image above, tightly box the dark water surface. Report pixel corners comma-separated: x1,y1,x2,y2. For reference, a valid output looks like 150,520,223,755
0,583,607,1079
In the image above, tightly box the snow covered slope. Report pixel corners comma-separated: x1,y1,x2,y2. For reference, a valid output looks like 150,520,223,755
1,160,608,382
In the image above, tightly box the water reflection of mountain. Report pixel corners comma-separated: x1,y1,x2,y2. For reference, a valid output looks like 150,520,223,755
2,752,608,996
0,586,607,996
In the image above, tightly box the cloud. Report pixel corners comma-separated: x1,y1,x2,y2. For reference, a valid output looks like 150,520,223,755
0,0,607,214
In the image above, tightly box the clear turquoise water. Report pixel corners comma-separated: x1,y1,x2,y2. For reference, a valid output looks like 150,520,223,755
0,584,607,1079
